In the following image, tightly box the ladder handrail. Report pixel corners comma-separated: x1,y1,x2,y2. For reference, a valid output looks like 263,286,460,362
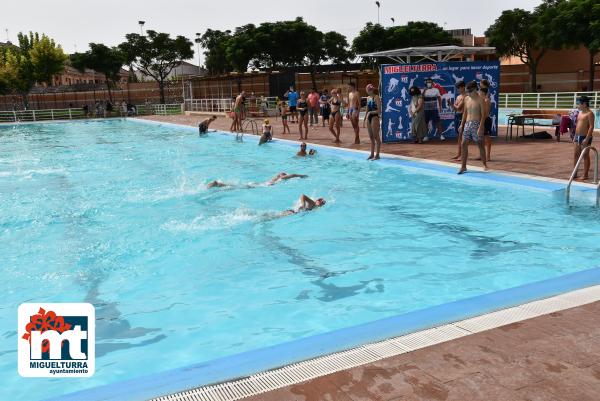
566,145,599,203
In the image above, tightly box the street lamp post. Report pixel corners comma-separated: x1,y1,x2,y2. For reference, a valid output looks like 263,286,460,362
138,20,145,36
375,1,380,24
195,33,202,75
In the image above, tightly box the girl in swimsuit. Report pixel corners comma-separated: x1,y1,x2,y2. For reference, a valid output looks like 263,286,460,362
328,89,342,143
297,92,309,140
364,84,381,160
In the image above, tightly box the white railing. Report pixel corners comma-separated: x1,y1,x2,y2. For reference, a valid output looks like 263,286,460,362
499,91,600,109
152,104,184,116
185,98,232,113
184,96,280,113
0,104,183,123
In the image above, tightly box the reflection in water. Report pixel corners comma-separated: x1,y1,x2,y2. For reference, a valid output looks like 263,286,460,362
387,206,533,258
254,222,384,302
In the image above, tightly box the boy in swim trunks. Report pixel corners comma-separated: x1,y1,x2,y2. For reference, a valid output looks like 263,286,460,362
198,115,217,135
347,82,361,144
458,81,488,174
573,95,596,180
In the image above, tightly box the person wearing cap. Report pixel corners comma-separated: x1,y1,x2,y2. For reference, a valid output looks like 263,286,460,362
259,119,273,145
423,77,444,141
363,84,381,160
573,95,596,181
280,194,326,216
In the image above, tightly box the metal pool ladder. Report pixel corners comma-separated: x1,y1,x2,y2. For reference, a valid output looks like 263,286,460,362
566,146,600,205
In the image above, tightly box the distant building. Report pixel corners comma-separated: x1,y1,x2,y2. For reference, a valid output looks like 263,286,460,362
135,61,202,82
49,65,128,87
445,28,474,46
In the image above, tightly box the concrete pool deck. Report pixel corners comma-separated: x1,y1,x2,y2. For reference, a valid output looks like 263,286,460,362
244,301,600,401
137,115,600,401
140,114,599,182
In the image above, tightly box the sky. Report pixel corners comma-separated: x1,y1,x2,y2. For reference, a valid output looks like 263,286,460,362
2,0,542,60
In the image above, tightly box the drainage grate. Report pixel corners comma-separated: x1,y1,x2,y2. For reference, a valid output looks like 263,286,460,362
150,285,600,401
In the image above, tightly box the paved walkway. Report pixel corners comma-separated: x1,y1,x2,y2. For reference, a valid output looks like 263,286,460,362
140,114,599,182
244,302,600,401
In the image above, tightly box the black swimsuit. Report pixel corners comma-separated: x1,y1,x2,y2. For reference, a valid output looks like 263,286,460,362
330,98,341,117
298,100,308,116
367,97,379,123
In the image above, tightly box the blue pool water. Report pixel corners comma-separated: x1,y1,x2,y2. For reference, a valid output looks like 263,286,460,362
1,119,600,400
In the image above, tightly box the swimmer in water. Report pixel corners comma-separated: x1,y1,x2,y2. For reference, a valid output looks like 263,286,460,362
207,173,307,189
281,194,326,216
296,142,317,157
267,172,307,185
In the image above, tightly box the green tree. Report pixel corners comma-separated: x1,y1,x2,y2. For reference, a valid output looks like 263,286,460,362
119,30,193,103
29,35,68,86
554,0,600,90
200,18,353,80
323,31,353,64
199,29,232,74
226,24,260,72
71,43,125,101
352,21,458,63
486,9,545,92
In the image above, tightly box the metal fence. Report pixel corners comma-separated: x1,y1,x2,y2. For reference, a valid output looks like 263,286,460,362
0,104,183,123
499,92,600,109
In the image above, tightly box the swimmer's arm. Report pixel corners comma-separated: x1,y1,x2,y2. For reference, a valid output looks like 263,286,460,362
299,194,316,210
284,174,307,179
375,95,382,114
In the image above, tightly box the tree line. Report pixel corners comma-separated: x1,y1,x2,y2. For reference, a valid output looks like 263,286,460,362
1,0,598,110
486,0,600,91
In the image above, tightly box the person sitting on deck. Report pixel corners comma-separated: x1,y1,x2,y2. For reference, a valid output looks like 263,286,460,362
259,119,273,145
199,115,217,135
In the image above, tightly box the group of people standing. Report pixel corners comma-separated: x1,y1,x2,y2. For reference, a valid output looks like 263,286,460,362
408,78,494,173
280,84,381,160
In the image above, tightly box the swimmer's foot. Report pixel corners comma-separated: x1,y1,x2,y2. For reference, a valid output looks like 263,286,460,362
483,164,489,171
373,155,380,160
367,155,374,160
354,139,360,145
452,155,461,160
457,168,467,175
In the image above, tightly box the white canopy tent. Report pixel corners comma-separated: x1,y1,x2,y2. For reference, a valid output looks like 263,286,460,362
358,45,496,64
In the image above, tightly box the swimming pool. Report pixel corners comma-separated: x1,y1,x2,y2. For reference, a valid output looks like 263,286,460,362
1,119,599,401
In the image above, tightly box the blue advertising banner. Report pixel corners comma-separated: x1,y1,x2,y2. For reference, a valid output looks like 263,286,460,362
380,61,500,143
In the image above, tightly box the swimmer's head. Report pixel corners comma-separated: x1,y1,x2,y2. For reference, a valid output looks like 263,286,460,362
264,119,270,125
365,84,375,94
316,198,326,206
300,142,307,149
211,115,217,120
